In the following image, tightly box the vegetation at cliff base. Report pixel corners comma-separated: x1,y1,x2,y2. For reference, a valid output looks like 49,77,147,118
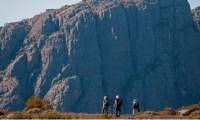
24,96,53,111
0,96,199,119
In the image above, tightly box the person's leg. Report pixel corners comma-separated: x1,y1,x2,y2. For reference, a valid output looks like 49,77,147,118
102,107,105,114
115,108,118,117
105,107,108,114
132,108,135,116
118,108,121,117
134,108,138,114
116,108,119,117
133,108,138,118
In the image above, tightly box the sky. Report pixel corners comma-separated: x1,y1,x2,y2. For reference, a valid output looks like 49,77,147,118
0,0,200,26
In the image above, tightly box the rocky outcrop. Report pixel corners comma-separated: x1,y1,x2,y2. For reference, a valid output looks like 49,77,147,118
192,6,200,31
0,0,200,113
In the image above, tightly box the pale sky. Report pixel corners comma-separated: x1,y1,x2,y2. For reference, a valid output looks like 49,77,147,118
0,0,199,26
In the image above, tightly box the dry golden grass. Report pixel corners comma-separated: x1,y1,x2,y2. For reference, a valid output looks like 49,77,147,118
2,109,200,119
6,112,115,119
1,97,200,119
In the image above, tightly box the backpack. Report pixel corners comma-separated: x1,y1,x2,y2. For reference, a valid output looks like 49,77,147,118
133,100,139,108
103,99,110,107
116,98,122,107
105,99,110,106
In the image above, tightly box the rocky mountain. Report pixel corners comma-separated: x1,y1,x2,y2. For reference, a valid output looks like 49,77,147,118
192,6,200,31
0,0,200,113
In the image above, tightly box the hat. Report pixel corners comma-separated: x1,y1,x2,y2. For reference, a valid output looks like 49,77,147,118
104,96,108,100
116,95,120,99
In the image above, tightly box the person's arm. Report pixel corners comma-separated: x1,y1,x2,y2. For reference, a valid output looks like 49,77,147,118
102,100,105,107
132,103,134,108
114,100,116,107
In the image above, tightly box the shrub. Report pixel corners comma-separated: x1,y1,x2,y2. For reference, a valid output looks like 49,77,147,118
25,108,42,114
42,99,53,110
24,96,42,111
24,96,53,111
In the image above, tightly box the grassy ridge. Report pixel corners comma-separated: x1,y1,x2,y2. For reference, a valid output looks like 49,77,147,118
0,96,200,119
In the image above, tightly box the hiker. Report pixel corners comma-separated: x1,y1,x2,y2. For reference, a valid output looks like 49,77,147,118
102,96,110,114
114,95,123,117
132,99,140,116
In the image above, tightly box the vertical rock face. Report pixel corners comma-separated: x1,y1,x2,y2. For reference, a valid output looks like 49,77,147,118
0,0,200,113
192,6,200,31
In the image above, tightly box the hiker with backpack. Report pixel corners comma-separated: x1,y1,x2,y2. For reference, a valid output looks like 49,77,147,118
114,95,123,117
132,99,140,116
102,96,110,114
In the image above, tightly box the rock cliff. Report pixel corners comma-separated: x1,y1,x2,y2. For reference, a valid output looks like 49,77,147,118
192,6,200,31
0,0,200,113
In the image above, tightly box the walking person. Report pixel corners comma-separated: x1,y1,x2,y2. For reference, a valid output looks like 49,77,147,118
114,95,123,117
102,96,110,114
132,99,140,116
